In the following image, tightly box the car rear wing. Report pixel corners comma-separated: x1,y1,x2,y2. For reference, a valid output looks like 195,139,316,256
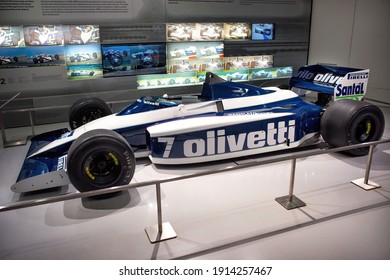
290,64,369,102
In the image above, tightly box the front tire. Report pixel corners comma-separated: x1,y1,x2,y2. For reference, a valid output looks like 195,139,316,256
320,99,385,156
69,97,112,129
67,129,136,192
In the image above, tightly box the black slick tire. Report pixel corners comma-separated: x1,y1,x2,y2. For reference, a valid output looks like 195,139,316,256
67,129,135,192
68,97,112,129
320,99,385,156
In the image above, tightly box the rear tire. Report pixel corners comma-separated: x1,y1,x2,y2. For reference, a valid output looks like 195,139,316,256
69,97,112,129
320,99,385,156
67,129,135,192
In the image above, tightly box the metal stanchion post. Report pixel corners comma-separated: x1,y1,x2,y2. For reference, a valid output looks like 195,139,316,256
288,158,296,202
145,183,177,243
156,182,163,234
275,158,306,210
351,145,381,190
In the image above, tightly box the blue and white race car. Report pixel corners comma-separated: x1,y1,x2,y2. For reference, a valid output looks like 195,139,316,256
12,69,385,193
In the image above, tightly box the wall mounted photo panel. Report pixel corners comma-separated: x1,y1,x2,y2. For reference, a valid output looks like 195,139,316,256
166,23,196,42
102,43,166,77
223,23,251,40
63,25,100,45
252,23,274,40
0,26,25,48
23,25,64,46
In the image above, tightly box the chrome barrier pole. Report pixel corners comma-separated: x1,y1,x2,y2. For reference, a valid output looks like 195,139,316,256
0,111,6,147
275,158,306,210
364,145,375,185
145,183,177,243
288,158,297,202
351,144,381,190
1,139,389,213
0,92,21,110
156,183,163,233
28,110,35,136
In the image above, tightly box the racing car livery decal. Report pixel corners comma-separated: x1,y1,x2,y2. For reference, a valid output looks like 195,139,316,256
290,64,369,101
11,69,385,193
149,114,303,164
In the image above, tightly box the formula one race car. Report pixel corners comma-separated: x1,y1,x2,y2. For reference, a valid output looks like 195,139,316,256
170,47,196,58
200,24,223,40
69,52,97,63
70,70,95,77
12,67,385,193
167,25,193,41
277,67,293,77
254,24,273,36
32,54,60,64
226,72,248,81
131,50,158,68
0,55,18,65
252,70,272,79
228,25,250,39
103,50,127,67
199,45,224,57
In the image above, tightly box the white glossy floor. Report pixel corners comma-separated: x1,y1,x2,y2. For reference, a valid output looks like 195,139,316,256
0,105,389,260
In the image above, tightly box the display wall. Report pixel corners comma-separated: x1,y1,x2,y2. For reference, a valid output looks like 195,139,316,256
0,0,312,127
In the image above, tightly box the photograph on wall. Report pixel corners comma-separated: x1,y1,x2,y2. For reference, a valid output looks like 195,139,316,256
67,64,103,80
65,44,101,65
224,55,274,70
198,58,224,72
0,47,27,68
23,25,64,46
261,55,273,68
252,23,274,40
197,70,225,83
65,44,102,80
167,42,197,60
25,46,65,66
224,69,249,81
197,42,224,59
63,25,100,45
0,26,25,48
102,43,166,78
137,72,199,90
223,23,251,40
167,41,224,61
249,66,293,80
195,23,224,41
275,66,293,78
167,59,197,73
166,23,196,41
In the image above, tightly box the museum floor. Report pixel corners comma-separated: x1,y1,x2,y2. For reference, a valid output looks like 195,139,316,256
0,104,389,260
